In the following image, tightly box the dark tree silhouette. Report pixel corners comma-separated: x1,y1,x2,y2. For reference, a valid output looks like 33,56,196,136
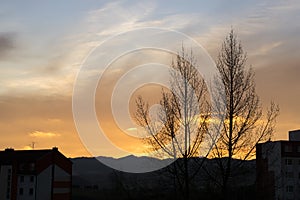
135,48,211,200
208,29,279,200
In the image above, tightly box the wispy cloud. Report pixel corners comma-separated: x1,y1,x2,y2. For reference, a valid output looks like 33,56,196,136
29,131,61,138
84,1,156,38
252,41,282,56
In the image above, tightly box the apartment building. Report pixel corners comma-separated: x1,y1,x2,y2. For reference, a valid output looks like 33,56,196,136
0,147,72,200
256,130,300,200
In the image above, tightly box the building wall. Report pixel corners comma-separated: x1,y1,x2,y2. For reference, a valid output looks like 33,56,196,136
16,175,36,200
53,165,71,200
0,165,12,200
281,141,300,200
36,165,52,200
289,130,300,141
257,142,281,200
35,164,71,200
257,141,300,200
0,148,72,200
265,142,283,200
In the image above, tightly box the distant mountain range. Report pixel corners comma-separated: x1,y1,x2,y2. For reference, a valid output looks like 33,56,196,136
97,155,175,173
71,155,256,190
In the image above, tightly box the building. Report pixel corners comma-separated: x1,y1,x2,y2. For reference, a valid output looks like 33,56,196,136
256,130,300,200
0,147,72,200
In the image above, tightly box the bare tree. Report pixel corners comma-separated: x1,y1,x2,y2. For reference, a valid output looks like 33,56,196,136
135,47,210,200
208,29,279,200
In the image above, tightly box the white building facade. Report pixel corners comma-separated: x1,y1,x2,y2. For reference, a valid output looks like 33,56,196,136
0,147,72,200
257,130,300,200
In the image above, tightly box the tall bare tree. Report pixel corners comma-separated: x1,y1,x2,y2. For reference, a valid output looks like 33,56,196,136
208,29,279,200
135,48,210,200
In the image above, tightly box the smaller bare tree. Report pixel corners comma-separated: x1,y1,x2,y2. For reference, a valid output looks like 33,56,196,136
135,47,211,200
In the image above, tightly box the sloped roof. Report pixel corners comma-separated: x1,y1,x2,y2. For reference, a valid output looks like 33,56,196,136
0,148,71,165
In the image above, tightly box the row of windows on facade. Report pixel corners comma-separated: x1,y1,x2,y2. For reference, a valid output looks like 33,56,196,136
19,175,35,182
286,185,297,193
19,188,34,196
284,158,300,165
284,145,300,153
19,163,35,171
285,171,300,179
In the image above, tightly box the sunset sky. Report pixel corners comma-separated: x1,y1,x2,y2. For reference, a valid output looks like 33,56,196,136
0,0,299,158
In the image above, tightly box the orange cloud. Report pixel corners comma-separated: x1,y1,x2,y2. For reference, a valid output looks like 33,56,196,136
29,131,61,138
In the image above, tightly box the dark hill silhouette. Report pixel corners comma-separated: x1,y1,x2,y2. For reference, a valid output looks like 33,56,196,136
71,156,255,190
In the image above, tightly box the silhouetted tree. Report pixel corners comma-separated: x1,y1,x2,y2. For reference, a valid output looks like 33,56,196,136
135,47,211,200
208,29,279,200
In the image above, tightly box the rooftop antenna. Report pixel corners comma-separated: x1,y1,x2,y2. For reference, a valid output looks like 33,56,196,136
30,142,36,150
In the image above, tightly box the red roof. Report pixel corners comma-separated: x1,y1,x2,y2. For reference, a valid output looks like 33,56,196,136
0,147,72,174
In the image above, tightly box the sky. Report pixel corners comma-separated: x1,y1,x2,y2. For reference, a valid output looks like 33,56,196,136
0,0,299,158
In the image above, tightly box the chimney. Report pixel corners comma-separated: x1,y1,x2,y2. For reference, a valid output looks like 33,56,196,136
5,148,14,152
289,129,300,141
52,147,58,151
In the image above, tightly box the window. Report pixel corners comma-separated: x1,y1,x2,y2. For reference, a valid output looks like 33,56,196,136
7,169,11,173
19,164,25,170
20,176,24,182
285,159,293,165
19,188,23,195
285,145,293,152
29,163,35,171
30,176,34,182
286,185,294,192
6,188,10,198
286,172,293,178
29,188,34,195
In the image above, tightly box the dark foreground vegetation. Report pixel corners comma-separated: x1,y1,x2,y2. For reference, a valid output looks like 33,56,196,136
72,157,256,200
